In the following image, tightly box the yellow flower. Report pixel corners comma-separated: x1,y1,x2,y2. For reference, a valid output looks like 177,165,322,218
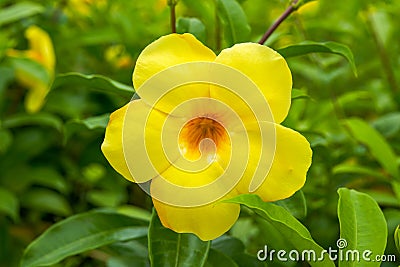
104,45,133,69
101,34,312,241
7,26,55,113
66,0,106,17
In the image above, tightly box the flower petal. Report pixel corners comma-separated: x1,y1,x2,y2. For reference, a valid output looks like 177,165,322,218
233,122,312,201
152,190,240,241
132,33,216,90
213,43,292,123
25,26,55,73
254,124,312,201
25,83,48,113
101,103,134,181
101,100,181,183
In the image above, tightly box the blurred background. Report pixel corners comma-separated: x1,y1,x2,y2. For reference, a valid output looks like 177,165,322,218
0,0,399,266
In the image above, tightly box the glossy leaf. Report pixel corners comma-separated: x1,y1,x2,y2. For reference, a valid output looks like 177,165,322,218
52,72,134,97
0,2,44,26
226,194,335,266
278,41,357,76
274,190,307,219
148,209,210,267
343,118,399,179
21,210,148,267
0,187,19,221
177,17,206,43
217,0,251,46
337,188,387,267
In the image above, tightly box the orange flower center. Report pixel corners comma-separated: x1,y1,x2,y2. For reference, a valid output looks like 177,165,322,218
179,117,228,160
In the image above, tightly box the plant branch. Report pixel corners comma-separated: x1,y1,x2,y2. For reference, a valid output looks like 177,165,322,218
258,0,300,45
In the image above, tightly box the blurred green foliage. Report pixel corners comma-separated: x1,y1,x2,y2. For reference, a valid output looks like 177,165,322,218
0,0,400,266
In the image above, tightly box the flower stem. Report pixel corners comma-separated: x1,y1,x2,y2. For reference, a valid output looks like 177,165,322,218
258,0,300,45
168,0,178,33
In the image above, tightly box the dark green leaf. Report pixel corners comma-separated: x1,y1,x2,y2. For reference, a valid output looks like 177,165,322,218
217,0,251,46
343,118,399,179
177,17,206,43
278,41,357,76
0,2,44,26
63,113,109,142
337,188,387,267
0,187,19,221
211,236,263,266
20,189,72,216
148,209,210,267
3,112,63,132
205,249,239,267
226,194,335,267
0,129,13,154
21,210,148,267
105,240,150,267
52,73,134,97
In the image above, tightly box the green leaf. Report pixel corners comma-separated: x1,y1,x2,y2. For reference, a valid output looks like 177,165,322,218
332,163,388,181
291,88,310,100
360,189,400,208
148,209,210,267
274,190,307,219
0,2,44,26
343,118,399,179
226,194,335,267
217,0,251,46
337,188,387,267
394,225,400,254
211,236,263,266
0,129,13,154
278,41,357,76
205,249,239,267
372,112,400,138
21,210,148,267
177,17,207,43
117,205,152,222
106,240,150,267
20,189,72,216
8,57,51,84
0,187,19,222
2,112,63,132
52,73,134,97
63,113,109,142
